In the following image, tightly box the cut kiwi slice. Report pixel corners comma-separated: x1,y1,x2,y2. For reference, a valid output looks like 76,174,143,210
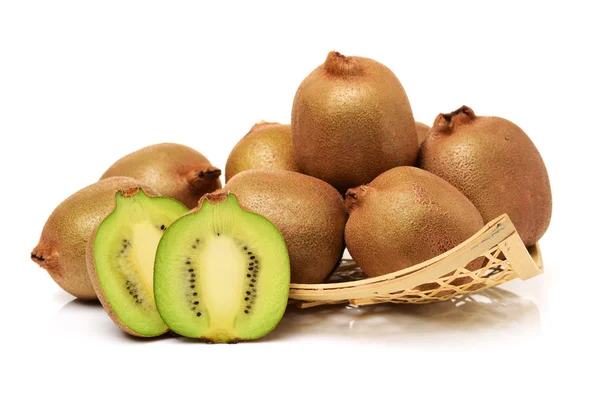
154,193,290,343
87,188,189,337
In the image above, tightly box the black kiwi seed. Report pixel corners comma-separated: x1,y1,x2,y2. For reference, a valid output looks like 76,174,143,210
251,279,256,282
190,285,195,288
246,274,251,278
246,291,251,295
244,310,249,314
192,245,197,249
194,301,199,305
191,274,195,277
246,306,251,309
188,268,193,272
249,284,254,287
193,292,198,296
160,224,165,230
249,267,254,271
244,297,249,301
244,246,248,250
250,256,255,260
186,261,191,265
196,239,200,244
247,252,252,255
197,312,201,317
190,279,195,283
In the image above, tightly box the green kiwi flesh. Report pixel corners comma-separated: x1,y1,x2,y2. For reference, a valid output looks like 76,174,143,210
89,188,188,337
154,193,290,343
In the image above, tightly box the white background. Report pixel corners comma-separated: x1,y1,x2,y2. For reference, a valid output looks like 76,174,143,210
1,1,598,398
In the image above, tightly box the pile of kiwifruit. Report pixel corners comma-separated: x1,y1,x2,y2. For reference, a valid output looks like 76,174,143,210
31,51,552,343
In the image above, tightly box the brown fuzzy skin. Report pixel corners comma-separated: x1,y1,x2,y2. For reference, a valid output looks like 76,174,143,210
417,106,552,246
85,187,170,337
225,122,300,182
31,177,156,300
223,170,348,284
101,143,222,209
291,51,419,193
344,166,484,278
415,121,431,145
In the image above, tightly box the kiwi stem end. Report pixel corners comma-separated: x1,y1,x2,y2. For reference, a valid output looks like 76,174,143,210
344,185,369,211
324,51,364,77
434,105,476,134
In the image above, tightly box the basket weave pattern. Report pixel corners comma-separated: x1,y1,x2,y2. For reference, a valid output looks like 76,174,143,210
289,214,543,308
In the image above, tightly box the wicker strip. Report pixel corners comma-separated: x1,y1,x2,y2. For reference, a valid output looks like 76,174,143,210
289,214,543,308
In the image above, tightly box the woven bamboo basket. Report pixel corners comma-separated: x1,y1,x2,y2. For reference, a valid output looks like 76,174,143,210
289,213,543,308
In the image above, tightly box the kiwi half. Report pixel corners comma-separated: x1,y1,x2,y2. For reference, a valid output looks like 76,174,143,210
87,188,189,337
154,193,290,343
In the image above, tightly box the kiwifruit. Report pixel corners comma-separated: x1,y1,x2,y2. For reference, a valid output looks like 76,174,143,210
86,188,188,337
344,166,485,280
31,177,155,300
101,143,222,209
224,169,348,284
225,121,300,182
291,51,419,192
417,106,552,246
154,193,290,343
415,122,430,145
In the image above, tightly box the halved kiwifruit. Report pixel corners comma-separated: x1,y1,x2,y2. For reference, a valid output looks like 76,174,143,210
154,193,290,343
87,188,189,337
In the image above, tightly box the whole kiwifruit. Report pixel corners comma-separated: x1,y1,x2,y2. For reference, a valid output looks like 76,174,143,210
224,169,348,284
415,122,430,145
225,121,300,182
101,143,222,209
417,106,552,246
31,177,156,300
291,51,419,192
344,166,485,279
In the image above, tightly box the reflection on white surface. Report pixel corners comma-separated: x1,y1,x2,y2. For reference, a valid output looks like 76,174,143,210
268,287,540,342
54,286,540,343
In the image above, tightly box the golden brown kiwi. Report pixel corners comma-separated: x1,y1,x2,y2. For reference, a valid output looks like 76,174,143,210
415,121,431,145
344,167,484,282
101,143,222,209
417,106,552,246
291,51,419,193
225,121,300,182
224,169,348,284
30,177,156,300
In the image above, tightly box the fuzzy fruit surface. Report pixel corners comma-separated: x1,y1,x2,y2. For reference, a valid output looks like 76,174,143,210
31,177,156,300
101,143,222,209
345,166,484,278
225,122,300,182
417,106,552,246
291,51,419,193
224,169,347,284
415,121,430,146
